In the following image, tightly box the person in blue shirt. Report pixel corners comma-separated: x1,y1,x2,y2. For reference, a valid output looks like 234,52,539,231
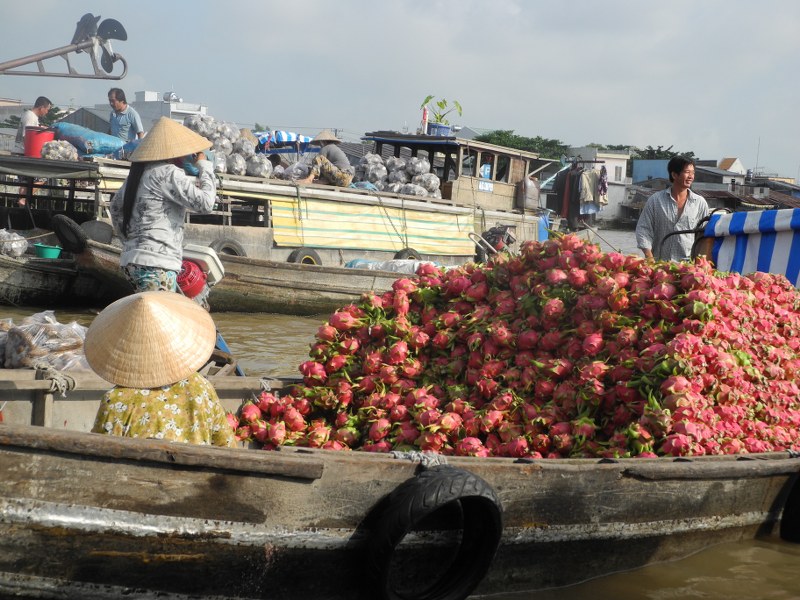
108,88,145,141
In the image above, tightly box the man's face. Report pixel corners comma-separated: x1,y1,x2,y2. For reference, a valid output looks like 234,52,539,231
109,96,124,112
675,165,695,187
36,105,51,117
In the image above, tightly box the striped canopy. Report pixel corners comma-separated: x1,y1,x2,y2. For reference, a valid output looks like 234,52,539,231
253,130,313,146
704,208,800,286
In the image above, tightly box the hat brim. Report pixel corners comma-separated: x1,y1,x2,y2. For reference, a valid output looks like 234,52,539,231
84,292,216,388
130,116,212,163
311,129,341,145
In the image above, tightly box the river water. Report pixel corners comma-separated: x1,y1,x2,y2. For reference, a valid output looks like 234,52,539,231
2,304,800,598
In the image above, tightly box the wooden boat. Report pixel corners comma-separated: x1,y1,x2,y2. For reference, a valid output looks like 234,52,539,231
0,249,119,308
0,133,552,267
1,368,800,599
72,238,404,315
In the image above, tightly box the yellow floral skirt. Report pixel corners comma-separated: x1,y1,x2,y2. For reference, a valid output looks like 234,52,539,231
92,372,235,447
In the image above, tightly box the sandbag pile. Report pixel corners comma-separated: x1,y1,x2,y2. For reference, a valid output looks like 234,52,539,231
0,230,28,257
41,140,80,161
354,153,441,198
183,114,281,179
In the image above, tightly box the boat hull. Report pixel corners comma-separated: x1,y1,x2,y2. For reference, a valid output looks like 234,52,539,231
75,240,401,314
0,417,798,599
0,253,117,308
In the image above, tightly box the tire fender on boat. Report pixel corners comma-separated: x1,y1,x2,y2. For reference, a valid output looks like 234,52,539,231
394,247,421,260
363,465,502,600
51,214,88,254
287,247,322,265
210,239,247,257
779,470,800,542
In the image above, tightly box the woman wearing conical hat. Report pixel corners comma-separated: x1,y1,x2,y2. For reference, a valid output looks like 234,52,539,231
87,292,236,447
110,117,216,293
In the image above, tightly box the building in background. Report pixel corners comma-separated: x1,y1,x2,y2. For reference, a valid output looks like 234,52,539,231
566,146,631,223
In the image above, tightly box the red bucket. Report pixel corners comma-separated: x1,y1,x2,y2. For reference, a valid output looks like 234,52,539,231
24,127,55,158
177,260,207,298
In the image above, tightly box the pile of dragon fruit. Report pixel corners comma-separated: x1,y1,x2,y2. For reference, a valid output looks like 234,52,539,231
230,234,800,458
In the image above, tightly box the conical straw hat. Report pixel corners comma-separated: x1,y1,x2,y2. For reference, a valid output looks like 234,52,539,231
84,291,216,388
311,129,341,144
129,116,211,163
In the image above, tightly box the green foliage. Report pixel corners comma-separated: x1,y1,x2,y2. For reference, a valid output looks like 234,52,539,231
40,106,65,127
0,115,20,129
474,130,569,161
630,145,696,161
421,95,462,125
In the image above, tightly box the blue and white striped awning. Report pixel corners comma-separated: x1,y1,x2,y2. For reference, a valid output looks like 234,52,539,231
253,130,314,146
704,208,800,286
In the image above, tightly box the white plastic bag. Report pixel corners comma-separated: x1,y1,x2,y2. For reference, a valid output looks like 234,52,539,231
4,311,90,371
0,229,28,257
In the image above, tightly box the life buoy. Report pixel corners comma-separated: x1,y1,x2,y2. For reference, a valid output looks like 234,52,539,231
363,465,502,600
51,214,88,254
780,475,800,543
287,247,322,265
210,239,247,257
394,247,421,260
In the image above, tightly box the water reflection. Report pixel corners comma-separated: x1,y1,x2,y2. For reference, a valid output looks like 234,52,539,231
210,312,323,378
491,538,800,599
0,307,323,379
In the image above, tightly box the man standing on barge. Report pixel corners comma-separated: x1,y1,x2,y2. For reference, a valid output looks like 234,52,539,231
108,88,145,141
635,156,709,262
14,96,52,154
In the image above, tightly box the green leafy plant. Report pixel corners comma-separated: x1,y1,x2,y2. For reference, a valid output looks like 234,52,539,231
421,95,462,125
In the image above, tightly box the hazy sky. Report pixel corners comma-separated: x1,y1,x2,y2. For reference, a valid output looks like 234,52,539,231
2,0,798,179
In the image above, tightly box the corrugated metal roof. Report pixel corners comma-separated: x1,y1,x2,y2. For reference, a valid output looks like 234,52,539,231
696,165,741,178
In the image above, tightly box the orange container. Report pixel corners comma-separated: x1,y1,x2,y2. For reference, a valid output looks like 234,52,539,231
24,127,55,158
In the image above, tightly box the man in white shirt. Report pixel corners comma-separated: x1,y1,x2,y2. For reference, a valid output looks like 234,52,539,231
636,156,710,262
14,96,52,154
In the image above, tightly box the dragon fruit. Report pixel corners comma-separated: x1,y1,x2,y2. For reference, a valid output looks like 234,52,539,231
230,232,800,460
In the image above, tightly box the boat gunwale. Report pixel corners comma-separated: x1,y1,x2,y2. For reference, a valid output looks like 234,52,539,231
2,420,799,483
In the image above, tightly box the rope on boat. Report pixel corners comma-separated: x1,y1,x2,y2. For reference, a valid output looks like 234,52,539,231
390,450,449,468
369,189,407,249
575,221,623,253
33,362,76,397
23,231,56,241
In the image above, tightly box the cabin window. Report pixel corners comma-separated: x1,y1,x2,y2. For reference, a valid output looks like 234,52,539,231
614,166,622,182
495,156,510,182
479,154,494,179
463,149,479,177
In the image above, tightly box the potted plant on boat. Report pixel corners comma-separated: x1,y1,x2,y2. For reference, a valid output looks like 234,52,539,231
421,95,462,136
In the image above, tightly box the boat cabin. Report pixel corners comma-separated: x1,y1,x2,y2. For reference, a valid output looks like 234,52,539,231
363,131,553,213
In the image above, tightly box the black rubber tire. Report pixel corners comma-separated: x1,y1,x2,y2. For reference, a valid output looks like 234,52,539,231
780,477,800,542
210,239,246,257
287,247,322,265
51,214,88,254
365,465,502,600
394,247,422,261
